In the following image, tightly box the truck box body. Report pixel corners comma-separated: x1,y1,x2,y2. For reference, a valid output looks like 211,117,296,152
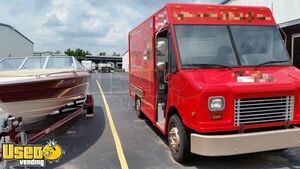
81,60,93,72
98,62,115,73
129,3,300,160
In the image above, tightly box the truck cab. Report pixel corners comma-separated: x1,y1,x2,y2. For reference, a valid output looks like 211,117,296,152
129,3,300,162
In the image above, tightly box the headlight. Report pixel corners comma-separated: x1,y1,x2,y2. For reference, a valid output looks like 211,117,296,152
208,96,225,111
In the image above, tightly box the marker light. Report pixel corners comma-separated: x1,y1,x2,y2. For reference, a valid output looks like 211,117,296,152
208,96,225,111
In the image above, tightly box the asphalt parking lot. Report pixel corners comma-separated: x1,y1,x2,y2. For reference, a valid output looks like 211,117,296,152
9,72,300,169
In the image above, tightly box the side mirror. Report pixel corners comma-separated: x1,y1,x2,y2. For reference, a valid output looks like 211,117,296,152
157,41,166,54
157,62,166,71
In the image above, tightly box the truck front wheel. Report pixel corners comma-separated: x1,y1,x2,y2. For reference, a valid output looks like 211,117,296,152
135,97,144,118
168,115,192,163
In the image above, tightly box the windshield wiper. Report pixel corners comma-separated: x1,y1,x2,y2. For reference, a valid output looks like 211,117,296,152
182,63,232,70
254,60,290,68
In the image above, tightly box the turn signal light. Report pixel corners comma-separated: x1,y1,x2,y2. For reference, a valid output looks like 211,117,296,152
211,114,222,120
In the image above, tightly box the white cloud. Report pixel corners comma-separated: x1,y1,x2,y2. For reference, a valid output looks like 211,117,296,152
39,0,141,54
0,0,219,55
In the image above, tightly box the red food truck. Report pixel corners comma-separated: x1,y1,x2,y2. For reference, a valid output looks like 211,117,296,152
129,3,300,162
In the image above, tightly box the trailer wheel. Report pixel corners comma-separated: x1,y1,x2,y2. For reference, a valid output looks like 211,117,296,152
86,107,94,117
135,97,144,118
168,115,192,163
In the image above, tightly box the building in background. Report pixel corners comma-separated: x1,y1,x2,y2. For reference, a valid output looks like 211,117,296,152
0,23,33,58
225,0,300,68
122,50,129,72
33,51,66,56
78,55,123,70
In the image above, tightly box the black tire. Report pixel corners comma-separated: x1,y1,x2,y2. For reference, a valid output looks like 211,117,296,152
87,106,94,115
168,115,192,163
135,97,144,118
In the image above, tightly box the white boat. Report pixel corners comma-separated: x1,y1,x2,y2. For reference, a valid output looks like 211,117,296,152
0,56,90,123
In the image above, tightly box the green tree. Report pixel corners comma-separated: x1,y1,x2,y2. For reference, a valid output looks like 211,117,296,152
85,50,91,56
75,48,84,59
112,52,120,56
99,52,106,56
65,48,91,59
65,48,74,56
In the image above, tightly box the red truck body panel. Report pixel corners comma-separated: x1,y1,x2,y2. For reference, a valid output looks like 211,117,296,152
168,3,275,25
129,3,300,135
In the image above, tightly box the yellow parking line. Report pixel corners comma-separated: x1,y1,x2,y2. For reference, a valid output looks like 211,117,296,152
96,80,129,169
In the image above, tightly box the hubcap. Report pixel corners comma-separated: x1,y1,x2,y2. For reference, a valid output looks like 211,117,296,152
169,125,180,154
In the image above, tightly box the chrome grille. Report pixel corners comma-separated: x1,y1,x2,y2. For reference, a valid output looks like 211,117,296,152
234,96,294,126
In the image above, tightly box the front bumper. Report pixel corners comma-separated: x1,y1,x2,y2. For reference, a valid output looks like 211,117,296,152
191,128,300,156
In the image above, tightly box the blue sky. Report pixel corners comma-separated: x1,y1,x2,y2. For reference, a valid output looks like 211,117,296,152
0,0,220,55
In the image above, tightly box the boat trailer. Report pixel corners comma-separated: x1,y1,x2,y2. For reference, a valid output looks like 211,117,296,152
0,94,94,145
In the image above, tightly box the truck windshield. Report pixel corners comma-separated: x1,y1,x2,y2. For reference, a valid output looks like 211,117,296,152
174,25,290,68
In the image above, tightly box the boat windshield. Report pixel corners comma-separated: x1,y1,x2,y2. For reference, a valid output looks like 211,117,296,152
0,58,25,71
0,56,86,71
22,57,46,69
174,25,291,68
46,57,74,69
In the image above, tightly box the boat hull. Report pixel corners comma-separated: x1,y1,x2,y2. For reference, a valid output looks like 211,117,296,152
0,71,90,123
0,95,84,123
